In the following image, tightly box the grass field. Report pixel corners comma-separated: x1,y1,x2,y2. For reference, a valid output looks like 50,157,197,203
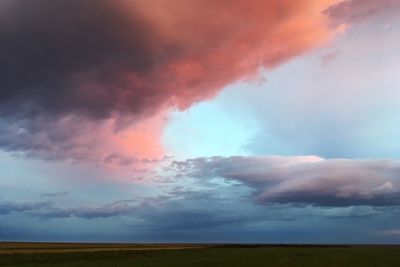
1,243,400,266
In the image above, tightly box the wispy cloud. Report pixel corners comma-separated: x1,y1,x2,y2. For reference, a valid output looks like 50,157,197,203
40,191,69,198
320,49,340,66
373,229,400,236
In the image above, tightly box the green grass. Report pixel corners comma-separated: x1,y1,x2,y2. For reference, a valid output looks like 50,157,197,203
1,244,400,266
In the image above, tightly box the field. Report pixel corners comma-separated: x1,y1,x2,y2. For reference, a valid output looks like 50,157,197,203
1,243,400,266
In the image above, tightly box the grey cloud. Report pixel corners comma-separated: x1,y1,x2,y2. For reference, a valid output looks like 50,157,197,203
0,199,139,219
0,201,51,215
0,186,392,243
0,0,169,162
173,156,400,207
0,0,158,120
0,114,156,164
37,199,141,219
40,191,69,198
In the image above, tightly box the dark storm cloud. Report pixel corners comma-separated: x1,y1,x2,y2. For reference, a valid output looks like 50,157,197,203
0,0,161,119
0,0,171,162
173,156,400,207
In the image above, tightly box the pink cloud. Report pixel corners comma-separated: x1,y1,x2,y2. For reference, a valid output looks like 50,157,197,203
0,0,365,164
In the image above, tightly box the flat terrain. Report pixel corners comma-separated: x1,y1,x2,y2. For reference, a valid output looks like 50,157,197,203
1,243,400,266
0,242,202,254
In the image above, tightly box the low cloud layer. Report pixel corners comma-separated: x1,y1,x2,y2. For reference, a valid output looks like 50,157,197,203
0,200,52,215
0,183,392,242
173,156,400,207
0,199,138,219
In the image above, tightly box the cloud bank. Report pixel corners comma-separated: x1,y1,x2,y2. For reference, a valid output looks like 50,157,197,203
173,156,400,207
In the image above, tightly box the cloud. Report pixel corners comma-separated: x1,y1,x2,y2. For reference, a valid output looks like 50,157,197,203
0,199,139,219
0,0,346,162
374,229,400,236
39,202,138,219
0,184,392,242
326,0,400,25
0,0,341,118
0,200,52,215
0,112,166,164
320,49,340,66
173,156,400,207
40,191,69,198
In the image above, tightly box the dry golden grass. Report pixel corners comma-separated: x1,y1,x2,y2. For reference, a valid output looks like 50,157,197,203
0,242,204,254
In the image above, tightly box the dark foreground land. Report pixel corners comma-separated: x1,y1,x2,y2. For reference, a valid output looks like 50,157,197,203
1,243,400,267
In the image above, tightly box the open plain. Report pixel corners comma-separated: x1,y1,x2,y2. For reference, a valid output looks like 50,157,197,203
1,243,400,267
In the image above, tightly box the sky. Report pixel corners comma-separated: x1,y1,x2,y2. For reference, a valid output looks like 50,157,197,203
1,0,400,243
